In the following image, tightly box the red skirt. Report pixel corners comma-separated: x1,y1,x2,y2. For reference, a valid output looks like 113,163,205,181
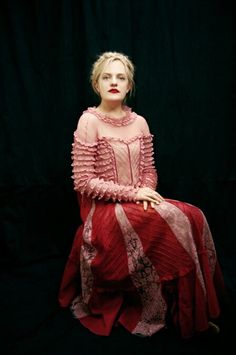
58,195,224,338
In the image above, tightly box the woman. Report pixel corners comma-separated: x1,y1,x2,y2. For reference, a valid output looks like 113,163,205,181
58,51,224,338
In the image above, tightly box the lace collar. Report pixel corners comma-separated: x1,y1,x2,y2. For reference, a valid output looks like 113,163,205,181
86,106,136,127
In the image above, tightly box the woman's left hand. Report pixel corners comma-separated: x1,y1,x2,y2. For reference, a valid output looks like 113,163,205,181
139,200,163,211
136,190,164,211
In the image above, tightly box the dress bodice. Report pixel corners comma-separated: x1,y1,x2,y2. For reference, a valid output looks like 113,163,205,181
71,107,157,202
94,134,155,187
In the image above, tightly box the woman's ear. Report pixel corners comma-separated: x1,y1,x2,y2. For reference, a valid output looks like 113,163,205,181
126,85,131,95
95,82,100,94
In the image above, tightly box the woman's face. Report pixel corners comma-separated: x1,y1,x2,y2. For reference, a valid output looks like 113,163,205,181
96,60,130,102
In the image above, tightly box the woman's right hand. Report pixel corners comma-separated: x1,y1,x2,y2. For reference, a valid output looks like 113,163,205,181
135,187,164,210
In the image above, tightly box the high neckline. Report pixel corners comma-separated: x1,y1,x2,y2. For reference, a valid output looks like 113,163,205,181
86,106,136,127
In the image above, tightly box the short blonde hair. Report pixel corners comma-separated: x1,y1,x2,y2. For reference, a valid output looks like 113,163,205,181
90,51,135,97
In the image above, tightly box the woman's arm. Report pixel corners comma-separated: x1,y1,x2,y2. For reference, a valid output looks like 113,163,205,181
71,113,138,202
138,116,158,190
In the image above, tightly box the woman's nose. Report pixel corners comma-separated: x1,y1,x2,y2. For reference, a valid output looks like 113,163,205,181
111,76,117,85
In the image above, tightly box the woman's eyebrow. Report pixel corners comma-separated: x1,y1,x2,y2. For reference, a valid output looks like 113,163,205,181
102,72,126,75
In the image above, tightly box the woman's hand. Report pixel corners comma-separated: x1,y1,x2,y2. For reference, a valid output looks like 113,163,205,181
135,187,164,211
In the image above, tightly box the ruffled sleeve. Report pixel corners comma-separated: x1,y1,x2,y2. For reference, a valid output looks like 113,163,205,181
138,115,158,190
140,135,158,190
71,113,139,202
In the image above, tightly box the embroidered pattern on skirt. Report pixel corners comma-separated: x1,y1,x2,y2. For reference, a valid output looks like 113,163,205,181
115,203,167,336
154,201,207,295
71,200,96,318
200,212,217,274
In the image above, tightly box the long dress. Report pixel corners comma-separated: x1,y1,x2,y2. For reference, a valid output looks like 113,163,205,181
58,106,224,338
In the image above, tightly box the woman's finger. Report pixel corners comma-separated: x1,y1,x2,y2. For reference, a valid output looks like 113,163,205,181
143,201,148,211
145,190,163,199
153,192,165,201
146,195,162,203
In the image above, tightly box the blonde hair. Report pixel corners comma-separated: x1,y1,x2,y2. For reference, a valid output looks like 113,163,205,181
90,51,135,97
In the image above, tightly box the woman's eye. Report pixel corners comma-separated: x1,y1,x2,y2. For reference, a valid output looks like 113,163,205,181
119,76,126,80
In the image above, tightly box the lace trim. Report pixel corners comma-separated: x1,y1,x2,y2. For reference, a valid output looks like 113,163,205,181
71,201,96,318
115,203,167,336
154,202,207,295
85,106,136,126
74,132,153,146
200,210,217,275
100,133,153,144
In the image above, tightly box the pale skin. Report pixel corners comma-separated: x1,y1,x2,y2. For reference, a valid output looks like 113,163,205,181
95,59,164,210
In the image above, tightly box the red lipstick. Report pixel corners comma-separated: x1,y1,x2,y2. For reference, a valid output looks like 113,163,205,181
109,89,119,93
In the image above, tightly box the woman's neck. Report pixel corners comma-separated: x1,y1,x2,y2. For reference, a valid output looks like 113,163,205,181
97,101,125,118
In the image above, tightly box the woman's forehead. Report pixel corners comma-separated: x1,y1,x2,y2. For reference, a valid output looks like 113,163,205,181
102,59,126,73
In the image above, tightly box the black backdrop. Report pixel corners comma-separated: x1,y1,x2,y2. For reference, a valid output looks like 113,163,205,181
0,1,235,354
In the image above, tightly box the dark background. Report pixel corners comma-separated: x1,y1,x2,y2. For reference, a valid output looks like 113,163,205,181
0,0,235,354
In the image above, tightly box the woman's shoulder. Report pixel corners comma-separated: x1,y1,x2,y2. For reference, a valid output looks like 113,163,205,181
135,113,148,123
131,110,150,132
76,107,99,128
80,107,99,120
129,107,146,122
74,108,99,142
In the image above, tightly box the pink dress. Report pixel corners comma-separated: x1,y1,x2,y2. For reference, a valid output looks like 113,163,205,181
58,106,224,338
